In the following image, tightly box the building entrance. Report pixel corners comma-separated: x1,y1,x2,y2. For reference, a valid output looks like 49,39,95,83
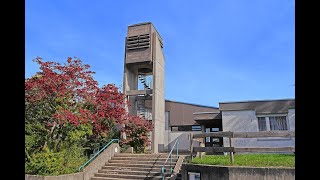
204,127,223,147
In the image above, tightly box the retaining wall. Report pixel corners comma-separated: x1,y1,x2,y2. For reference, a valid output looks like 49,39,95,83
181,163,295,180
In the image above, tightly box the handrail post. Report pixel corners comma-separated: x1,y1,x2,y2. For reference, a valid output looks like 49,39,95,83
170,153,172,173
161,166,164,180
161,138,179,180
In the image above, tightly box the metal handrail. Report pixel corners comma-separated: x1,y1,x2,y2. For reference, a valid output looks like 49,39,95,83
161,139,179,180
78,139,119,172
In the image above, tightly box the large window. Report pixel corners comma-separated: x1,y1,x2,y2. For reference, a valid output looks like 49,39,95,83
257,116,288,131
269,116,288,131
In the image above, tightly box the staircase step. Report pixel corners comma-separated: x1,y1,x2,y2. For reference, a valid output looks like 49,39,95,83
91,178,172,180
114,153,172,158
91,153,183,180
108,160,177,164
98,169,163,176
104,163,174,168
102,166,163,172
94,173,170,179
112,157,178,161
91,177,137,180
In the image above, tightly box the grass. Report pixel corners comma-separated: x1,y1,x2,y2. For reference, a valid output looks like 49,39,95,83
191,154,295,167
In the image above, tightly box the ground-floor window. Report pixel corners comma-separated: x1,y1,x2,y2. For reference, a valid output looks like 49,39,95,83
257,115,288,131
269,116,288,130
171,125,201,132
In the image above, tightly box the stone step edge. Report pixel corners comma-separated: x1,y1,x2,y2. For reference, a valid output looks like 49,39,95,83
94,172,169,178
98,169,163,174
102,166,164,169
104,163,176,167
90,177,137,180
112,157,178,160
108,160,177,163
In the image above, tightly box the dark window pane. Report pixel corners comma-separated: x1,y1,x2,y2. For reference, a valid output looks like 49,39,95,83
171,125,193,131
178,126,192,131
258,117,267,131
192,125,201,131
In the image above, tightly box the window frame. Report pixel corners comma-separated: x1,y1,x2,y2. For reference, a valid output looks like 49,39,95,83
256,114,289,131
257,117,267,131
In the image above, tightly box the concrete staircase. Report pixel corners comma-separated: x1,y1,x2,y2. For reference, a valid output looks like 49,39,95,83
91,153,183,180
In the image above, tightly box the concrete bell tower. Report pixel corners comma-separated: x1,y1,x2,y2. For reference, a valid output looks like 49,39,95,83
123,22,165,153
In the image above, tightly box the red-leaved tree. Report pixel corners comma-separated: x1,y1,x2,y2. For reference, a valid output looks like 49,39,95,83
25,57,152,166
120,115,153,152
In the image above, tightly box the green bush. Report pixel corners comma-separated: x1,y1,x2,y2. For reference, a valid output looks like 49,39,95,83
25,145,87,176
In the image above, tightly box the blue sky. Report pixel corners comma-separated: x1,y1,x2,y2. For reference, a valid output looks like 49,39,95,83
26,0,295,107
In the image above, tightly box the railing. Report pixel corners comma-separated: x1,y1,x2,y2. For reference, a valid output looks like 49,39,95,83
190,131,295,164
161,139,179,180
78,139,119,172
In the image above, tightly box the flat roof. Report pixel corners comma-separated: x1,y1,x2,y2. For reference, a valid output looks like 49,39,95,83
128,22,163,41
128,22,152,27
219,98,295,104
219,98,295,114
165,99,218,109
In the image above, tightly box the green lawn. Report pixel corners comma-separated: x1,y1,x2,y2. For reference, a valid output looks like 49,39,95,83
191,154,295,167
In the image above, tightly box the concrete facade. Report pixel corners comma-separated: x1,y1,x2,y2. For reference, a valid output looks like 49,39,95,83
222,110,295,148
151,27,166,153
123,22,166,153
288,108,295,131
165,131,202,152
181,164,295,180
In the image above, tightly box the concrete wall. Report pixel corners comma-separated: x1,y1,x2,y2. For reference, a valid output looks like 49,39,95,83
288,109,295,131
163,131,202,152
25,173,83,180
222,110,295,148
25,175,45,180
181,164,295,180
151,28,166,153
26,143,120,180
